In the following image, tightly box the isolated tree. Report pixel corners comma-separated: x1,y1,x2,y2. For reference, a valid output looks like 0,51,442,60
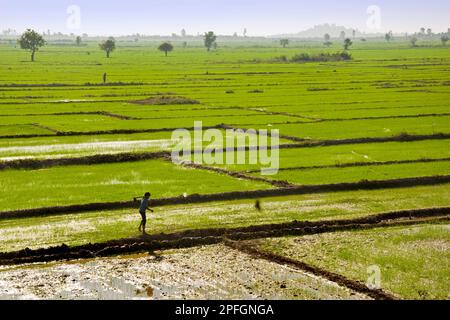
181,29,187,37
18,29,45,62
76,36,82,46
427,28,432,37
182,41,188,48
385,31,393,42
410,36,418,47
99,37,116,58
323,33,332,47
441,35,449,46
158,42,174,56
420,28,426,36
280,39,289,48
352,29,356,39
204,31,217,51
343,38,353,50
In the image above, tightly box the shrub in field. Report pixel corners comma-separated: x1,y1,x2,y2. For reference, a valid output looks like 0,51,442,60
204,31,217,51
280,39,289,48
270,55,288,63
441,35,449,46
18,29,45,62
132,96,200,105
343,38,353,50
99,37,116,58
290,52,352,63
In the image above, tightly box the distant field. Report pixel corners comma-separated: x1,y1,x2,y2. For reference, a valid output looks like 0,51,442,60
0,40,448,300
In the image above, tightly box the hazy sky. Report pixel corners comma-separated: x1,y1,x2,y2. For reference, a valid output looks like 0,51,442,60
1,0,449,36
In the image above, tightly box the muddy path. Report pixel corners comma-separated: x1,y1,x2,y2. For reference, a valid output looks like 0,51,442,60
1,207,448,265
224,240,397,300
1,175,449,220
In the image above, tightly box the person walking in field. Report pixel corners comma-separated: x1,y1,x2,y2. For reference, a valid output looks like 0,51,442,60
136,192,153,234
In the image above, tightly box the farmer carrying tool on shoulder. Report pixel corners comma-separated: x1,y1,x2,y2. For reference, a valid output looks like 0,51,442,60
135,192,153,234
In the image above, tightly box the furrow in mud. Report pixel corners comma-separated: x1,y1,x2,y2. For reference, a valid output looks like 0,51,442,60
224,240,397,300
1,176,450,220
0,207,448,265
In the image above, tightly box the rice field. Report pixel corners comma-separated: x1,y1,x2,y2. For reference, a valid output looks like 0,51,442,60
0,39,449,300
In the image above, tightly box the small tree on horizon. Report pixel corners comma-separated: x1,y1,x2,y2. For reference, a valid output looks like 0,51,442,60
204,31,217,51
385,31,393,42
76,36,82,46
158,42,174,56
18,29,45,62
410,36,418,47
280,39,289,48
99,37,116,58
343,38,353,50
324,33,332,47
441,35,449,46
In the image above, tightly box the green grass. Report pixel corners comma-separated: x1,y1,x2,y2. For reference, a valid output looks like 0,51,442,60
0,41,449,300
199,139,450,172
0,124,55,136
256,160,450,185
0,159,271,211
259,222,450,299
0,183,449,252
241,116,450,140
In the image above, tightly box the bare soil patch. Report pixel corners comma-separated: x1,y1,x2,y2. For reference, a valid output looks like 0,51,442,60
0,245,367,300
